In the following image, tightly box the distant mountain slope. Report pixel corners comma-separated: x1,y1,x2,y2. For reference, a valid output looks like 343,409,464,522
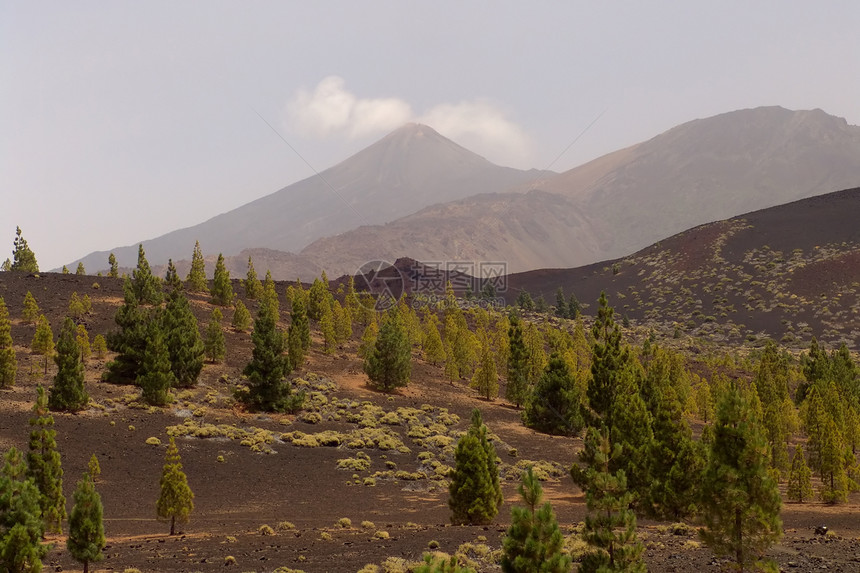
504,186,860,349
298,190,606,276
542,106,860,259
72,124,541,272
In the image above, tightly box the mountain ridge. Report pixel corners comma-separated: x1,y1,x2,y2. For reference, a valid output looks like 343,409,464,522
68,106,860,281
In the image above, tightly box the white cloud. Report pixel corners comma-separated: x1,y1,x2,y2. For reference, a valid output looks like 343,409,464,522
285,76,412,138
285,76,534,167
418,99,533,167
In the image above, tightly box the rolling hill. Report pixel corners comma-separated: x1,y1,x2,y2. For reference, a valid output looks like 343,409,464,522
503,186,860,349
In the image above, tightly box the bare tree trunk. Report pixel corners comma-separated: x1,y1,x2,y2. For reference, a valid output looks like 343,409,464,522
735,508,743,571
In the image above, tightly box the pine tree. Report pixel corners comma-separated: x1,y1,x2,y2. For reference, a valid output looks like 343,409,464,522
0,297,16,389
76,324,91,362
506,315,529,408
523,323,547,387
156,438,194,535
501,466,571,573
754,342,791,472
231,300,251,332
580,428,646,573
0,447,48,572
588,292,626,432
645,387,703,519
554,287,568,319
162,290,204,388
804,385,828,475
210,253,233,306
343,275,359,322
444,311,479,380
260,270,279,317
49,318,88,411
332,299,352,343
422,312,445,365
448,409,503,525
699,383,782,571
21,292,39,324
307,277,328,321
81,294,92,316
137,323,176,406
491,313,511,374
164,259,181,291
568,293,581,318
186,241,207,293
75,262,86,276
287,296,309,369
609,372,654,504
243,302,301,412
68,292,86,320
107,253,118,278
470,337,499,400
10,227,39,272
203,308,225,363
91,335,107,360
358,318,378,361
61,265,70,274
27,386,67,533
319,300,337,354
524,353,584,436
291,294,310,350
66,473,104,573
87,455,101,483
245,257,262,299
694,378,715,423
818,415,849,503
786,445,814,503
30,315,54,375
397,298,422,347
131,244,162,305
364,308,411,392
443,338,459,385
0,259,9,272
516,291,534,311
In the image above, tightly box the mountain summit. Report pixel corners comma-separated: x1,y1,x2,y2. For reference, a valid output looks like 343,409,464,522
73,123,540,270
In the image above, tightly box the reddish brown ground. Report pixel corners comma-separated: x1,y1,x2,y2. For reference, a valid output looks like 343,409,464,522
1,273,859,572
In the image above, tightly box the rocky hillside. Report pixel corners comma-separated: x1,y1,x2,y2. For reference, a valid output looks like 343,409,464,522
505,187,860,349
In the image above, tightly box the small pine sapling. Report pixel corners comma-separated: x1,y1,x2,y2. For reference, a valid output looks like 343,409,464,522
31,315,55,375
156,437,194,535
502,466,571,573
232,300,251,332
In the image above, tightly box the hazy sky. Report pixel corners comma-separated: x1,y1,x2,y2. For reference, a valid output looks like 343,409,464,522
3,1,859,270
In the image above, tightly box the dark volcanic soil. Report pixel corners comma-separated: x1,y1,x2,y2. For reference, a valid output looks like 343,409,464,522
1,273,860,572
